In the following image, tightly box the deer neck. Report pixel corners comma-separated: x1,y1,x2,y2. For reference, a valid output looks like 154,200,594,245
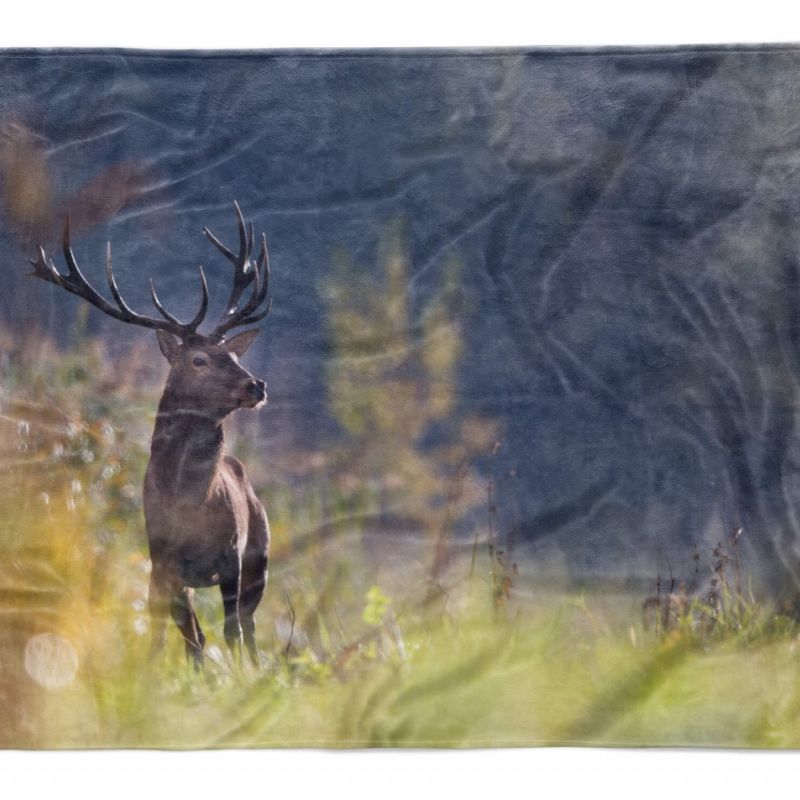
150,393,225,499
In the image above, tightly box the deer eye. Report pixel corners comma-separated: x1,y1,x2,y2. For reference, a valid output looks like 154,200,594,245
192,357,207,368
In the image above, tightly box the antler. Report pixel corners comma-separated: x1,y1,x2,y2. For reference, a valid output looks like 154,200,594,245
29,203,271,343
29,216,209,341
204,201,272,341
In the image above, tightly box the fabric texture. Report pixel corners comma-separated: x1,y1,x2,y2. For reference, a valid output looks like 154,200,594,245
2,46,800,748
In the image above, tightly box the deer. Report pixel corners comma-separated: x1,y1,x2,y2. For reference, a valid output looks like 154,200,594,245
29,202,273,669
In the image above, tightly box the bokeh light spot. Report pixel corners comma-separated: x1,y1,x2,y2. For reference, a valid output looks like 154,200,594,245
24,633,78,689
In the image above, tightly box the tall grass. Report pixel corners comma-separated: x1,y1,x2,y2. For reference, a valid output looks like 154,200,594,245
3,331,800,749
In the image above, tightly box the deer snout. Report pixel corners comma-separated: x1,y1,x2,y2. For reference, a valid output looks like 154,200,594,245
246,379,267,403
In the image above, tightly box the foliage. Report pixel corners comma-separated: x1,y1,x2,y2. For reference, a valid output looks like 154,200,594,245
4,316,800,750
319,223,499,591
362,585,392,627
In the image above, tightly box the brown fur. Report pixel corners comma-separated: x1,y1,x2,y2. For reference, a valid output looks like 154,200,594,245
29,203,274,668
145,331,269,667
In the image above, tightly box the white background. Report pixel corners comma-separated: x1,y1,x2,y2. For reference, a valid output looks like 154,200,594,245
3,1,800,797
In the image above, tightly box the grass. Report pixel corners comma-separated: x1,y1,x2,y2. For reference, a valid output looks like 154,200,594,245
4,335,800,749
7,512,800,749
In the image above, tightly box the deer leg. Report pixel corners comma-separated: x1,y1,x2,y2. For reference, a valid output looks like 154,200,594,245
220,559,243,663
239,552,268,666
170,587,206,670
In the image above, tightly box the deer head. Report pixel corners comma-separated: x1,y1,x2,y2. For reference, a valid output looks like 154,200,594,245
156,329,267,420
29,202,272,420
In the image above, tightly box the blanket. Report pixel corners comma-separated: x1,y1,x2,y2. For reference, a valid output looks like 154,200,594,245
2,45,800,748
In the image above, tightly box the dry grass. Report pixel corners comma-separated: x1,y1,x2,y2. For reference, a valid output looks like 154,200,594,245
3,332,800,749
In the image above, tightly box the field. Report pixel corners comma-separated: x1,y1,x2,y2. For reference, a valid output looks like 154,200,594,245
3,328,800,751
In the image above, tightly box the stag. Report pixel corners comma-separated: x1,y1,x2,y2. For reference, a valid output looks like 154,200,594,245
29,203,273,668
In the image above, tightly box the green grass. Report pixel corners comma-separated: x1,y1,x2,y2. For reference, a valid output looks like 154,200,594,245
6,506,800,749
4,337,800,749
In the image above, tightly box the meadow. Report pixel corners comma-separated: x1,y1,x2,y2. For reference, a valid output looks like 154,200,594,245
3,325,800,750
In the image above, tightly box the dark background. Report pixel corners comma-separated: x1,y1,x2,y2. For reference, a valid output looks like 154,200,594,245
3,47,800,592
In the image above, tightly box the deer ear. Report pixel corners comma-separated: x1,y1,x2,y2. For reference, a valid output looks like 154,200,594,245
156,331,181,364
223,329,260,357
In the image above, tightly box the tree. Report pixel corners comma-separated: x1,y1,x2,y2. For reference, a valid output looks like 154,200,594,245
321,222,496,562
